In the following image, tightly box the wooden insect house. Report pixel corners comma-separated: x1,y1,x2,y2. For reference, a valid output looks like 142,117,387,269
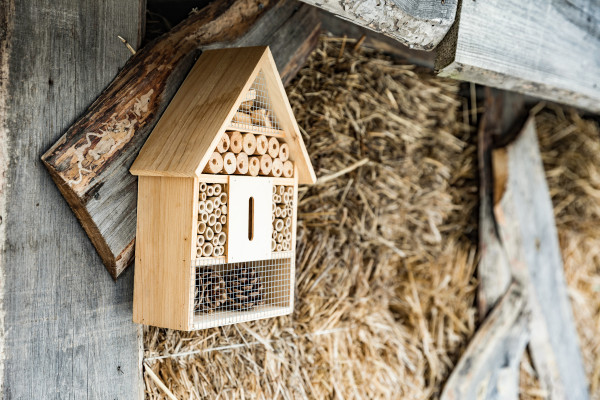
130,47,316,331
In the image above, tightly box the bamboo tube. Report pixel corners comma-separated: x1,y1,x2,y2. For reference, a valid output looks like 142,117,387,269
259,154,272,175
274,194,282,203
220,204,227,215
205,227,214,240
269,158,283,177
213,184,222,195
275,219,284,232
208,214,217,226
202,243,213,257
213,246,222,257
242,133,256,155
276,244,282,252
280,207,287,218
247,156,260,176
255,135,268,155
216,133,230,153
273,186,278,194
223,152,236,174
206,185,214,196
199,182,207,192
196,248,203,258
233,111,252,125
286,231,292,241
207,197,221,209
271,239,277,251
251,109,272,128
215,245,224,256
199,192,206,201
203,152,223,174
197,222,206,234
220,215,227,224
272,230,278,239
215,208,221,218
236,152,249,175
196,235,205,247
267,137,279,158
277,233,284,243
283,192,291,205
272,213,275,222
275,207,281,218
214,222,222,233
219,193,227,205
200,213,209,223
279,143,290,161
212,237,219,246
205,200,214,214
198,201,207,213
282,160,294,178
227,131,243,153
217,232,226,245
283,241,290,251
286,186,293,195
285,217,291,227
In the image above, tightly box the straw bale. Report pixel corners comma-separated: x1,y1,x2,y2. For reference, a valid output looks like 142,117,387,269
144,36,479,399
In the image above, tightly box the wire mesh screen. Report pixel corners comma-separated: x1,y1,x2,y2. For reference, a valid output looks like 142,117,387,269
190,251,294,329
230,70,281,133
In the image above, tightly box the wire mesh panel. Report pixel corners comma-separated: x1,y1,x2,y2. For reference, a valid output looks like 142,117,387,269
230,70,282,134
190,251,294,329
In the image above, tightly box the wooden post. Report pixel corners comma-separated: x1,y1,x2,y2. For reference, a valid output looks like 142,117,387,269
0,0,143,397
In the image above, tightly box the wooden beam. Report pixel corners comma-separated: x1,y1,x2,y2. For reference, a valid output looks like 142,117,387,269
299,0,457,50
41,0,320,279
0,0,143,397
436,0,600,113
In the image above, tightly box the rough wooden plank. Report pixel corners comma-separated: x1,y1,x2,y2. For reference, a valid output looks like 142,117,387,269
299,0,457,50
495,118,588,399
444,116,590,400
41,0,320,279
436,0,600,113
0,0,143,398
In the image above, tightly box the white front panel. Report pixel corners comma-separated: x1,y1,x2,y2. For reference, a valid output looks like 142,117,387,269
227,176,273,262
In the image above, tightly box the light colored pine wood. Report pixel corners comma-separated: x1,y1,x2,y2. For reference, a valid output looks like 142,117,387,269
228,123,285,137
198,174,229,184
133,176,196,330
436,0,600,113
226,176,273,262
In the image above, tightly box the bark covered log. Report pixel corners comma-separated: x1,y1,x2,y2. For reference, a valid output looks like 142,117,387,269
41,0,320,279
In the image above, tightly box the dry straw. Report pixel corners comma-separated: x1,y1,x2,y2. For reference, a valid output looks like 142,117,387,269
144,35,481,399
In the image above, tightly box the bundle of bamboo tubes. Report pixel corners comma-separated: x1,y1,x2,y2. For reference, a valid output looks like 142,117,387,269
204,131,294,178
197,183,227,257
271,185,293,252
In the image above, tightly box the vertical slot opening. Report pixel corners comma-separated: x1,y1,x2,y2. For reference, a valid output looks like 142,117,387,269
248,196,254,241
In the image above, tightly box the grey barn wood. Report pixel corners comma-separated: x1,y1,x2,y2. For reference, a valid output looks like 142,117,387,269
0,0,144,398
298,0,458,50
436,0,600,113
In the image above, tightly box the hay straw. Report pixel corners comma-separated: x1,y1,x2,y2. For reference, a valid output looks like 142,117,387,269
144,35,479,399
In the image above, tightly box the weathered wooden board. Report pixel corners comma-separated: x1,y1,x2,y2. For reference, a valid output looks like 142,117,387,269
442,115,589,400
299,0,457,50
0,0,143,398
436,0,600,113
41,0,320,279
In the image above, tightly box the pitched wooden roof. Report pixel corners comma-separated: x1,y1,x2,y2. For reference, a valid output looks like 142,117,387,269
130,46,316,184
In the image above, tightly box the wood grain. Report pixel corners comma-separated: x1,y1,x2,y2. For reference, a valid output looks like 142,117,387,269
298,0,457,50
0,0,143,397
436,0,600,113
133,176,196,330
41,0,320,278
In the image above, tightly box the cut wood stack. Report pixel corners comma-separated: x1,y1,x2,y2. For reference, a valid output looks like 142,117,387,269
272,185,293,252
194,267,227,313
204,132,294,178
197,183,227,257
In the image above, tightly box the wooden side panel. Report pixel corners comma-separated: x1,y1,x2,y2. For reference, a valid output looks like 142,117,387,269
133,176,195,330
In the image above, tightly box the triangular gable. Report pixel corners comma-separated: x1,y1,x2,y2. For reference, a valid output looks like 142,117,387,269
130,47,315,184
